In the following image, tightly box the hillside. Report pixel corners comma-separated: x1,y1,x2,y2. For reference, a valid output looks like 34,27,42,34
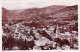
2,5,78,25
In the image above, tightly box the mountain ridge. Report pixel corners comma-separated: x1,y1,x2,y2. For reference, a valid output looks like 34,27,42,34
2,5,78,25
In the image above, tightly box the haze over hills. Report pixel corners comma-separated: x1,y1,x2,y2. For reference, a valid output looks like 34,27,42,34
2,5,78,25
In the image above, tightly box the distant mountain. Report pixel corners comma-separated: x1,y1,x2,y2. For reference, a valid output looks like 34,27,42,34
2,5,66,20
2,8,24,24
2,5,78,25
2,8,24,18
50,5,78,20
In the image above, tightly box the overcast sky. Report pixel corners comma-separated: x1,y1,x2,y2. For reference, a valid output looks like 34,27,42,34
2,0,78,10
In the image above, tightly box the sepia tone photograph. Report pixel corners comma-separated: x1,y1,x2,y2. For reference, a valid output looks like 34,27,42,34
2,0,78,50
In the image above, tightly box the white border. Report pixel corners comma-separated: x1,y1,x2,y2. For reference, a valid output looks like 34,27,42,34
0,0,80,52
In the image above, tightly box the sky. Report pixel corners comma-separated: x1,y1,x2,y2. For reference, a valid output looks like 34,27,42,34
2,0,79,10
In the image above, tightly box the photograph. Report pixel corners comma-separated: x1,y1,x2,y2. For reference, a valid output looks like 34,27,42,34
2,0,78,50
